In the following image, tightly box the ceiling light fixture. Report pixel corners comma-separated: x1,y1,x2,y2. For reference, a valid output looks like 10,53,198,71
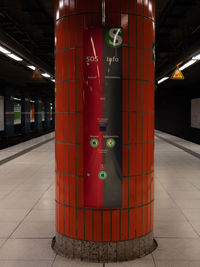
27,65,36,70
179,59,196,71
42,73,51,78
51,79,55,82
192,54,200,60
0,46,11,54
7,53,23,61
157,77,169,84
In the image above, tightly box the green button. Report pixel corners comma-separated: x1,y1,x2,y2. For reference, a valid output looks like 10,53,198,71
106,138,116,148
90,139,99,148
98,171,107,180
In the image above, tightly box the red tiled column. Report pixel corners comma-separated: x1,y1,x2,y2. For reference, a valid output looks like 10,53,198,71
53,0,156,262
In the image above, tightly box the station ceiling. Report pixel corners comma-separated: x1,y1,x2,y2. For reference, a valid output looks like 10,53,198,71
0,0,200,93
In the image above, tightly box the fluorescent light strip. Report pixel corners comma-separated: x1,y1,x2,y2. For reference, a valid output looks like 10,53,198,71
51,79,55,82
27,65,36,70
179,59,196,71
158,77,169,84
0,46,10,54
7,53,23,61
192,54,200,60
42,73,50,78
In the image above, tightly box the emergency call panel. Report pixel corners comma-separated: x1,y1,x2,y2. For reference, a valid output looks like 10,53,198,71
83,27,123,208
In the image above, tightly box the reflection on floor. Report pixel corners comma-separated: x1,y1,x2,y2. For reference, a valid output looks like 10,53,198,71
0,132,199,266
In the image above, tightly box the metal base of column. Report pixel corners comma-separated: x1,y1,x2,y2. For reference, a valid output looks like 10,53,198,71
52,232,157,263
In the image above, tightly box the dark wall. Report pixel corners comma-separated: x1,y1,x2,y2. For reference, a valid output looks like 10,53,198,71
155,70,200,144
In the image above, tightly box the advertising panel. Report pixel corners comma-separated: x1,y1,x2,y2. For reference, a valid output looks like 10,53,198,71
83,27,123,208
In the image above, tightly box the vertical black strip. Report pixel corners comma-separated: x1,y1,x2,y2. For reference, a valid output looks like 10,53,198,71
102,27,123,208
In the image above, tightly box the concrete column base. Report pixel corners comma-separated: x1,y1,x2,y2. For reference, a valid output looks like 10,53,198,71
52,232,157,262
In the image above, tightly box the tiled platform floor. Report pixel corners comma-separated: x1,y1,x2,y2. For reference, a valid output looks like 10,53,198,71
0,132,199,266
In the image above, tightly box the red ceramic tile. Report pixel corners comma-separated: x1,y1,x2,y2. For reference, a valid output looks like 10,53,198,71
55,142,60,170
59,204,64,234
63,113,69,143
111,0,121,12
84,210,93,241
63,18,69,48
69,207,76,238
147,203,151,232
64,50,69,80
76,15,83,47
137,16,143,48
63,82,69,111
59,174,64,203
136,113,143,143
77,177,84,207
137,0,143,15
69,113,76,143
130,0,137,13
59,144,64,173
142,205,148,235
69,49,76,79
143,0,149,18
123,145,129,177
129,145,136,176
143,81,148,111
69,16,76,47
144,18,152,50
77,113,83,143
129,209,135,239
55,172,60,201
121,0,129,13
136,207,142,237
122,178,128,208
136,176,142,206
84,14,93,28
69,81,76,111
129,15,136,47
129,80,137,111
143,114,148,142
69,0,76,14
64,206,70,236
123,80,128,111
142,143,148,173
111,13,121,26
56,203,59,232
129,112,136,144
103,210,111,242
122,112,128,144
136,144,142,175
69,144,76,174
63,0,69,16
69,176,76,206
112,210,120,241
150,172,154,201
143,174,148,204
76,49,83,79
93,14,101,26
129,177,136,207
136,81,143,111
77,145,83,176
129,48,136,79
64,173,69,204
77,209,84,240
93,211,102,242
121,209,128,240
76,81,83,111
137,49,143,80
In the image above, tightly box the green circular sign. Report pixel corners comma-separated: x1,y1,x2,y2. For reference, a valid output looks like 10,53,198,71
98,171,107,180
106,138,116,148
105,28,123,48
90,139,99,148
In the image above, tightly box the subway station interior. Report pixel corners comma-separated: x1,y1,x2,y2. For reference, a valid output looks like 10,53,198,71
0,0,200,266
